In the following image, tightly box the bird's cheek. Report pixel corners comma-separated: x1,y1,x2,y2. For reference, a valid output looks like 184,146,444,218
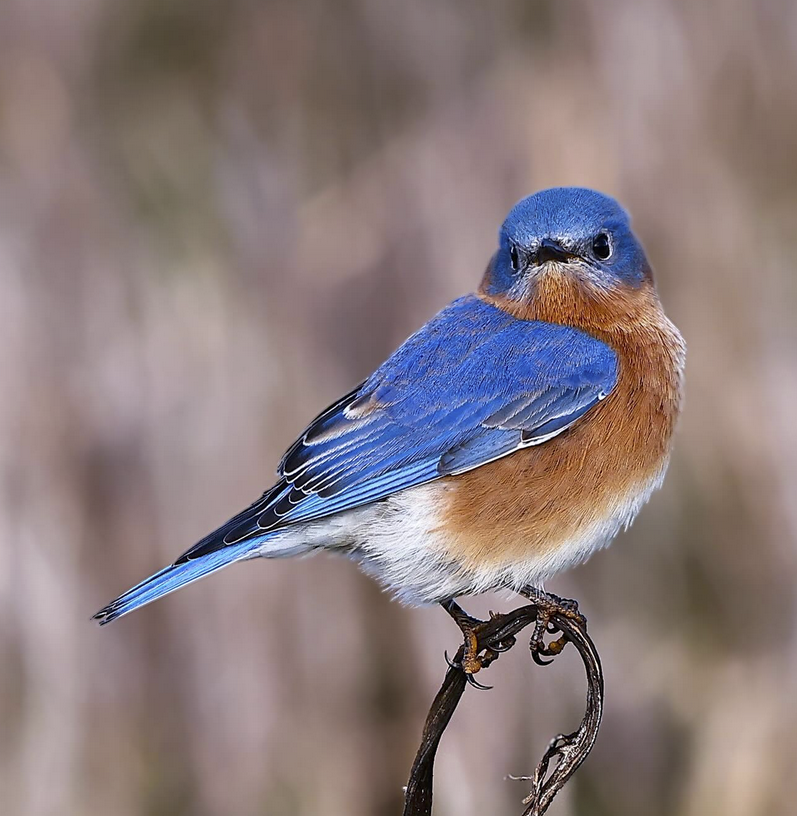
506,270,538,302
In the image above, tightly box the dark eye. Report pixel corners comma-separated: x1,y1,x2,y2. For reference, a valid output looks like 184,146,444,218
509,243,522,272
592,231,612,261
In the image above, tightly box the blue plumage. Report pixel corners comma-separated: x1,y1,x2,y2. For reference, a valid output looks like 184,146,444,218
94,295,616,623
180,296,615,549
93,186,669,625
93,540,259,623
485,187,648,297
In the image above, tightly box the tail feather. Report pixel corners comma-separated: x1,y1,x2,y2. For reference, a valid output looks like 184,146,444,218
92,540,259,625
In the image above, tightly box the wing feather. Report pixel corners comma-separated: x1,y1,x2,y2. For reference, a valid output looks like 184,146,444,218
176,295,617,562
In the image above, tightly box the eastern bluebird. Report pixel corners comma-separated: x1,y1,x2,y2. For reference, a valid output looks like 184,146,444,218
95,187,685,675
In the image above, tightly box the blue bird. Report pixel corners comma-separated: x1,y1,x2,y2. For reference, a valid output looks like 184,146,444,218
95,188,684,676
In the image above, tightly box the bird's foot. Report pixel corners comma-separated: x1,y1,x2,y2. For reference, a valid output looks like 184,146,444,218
440,599,517,689
519,588,586,666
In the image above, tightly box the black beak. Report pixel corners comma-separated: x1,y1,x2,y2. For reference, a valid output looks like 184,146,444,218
531,238,572,265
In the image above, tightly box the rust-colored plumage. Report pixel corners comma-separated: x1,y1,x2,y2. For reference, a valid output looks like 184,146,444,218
94,187,686,622
436,265,685,577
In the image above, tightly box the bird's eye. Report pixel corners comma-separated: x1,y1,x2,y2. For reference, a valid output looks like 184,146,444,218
592,232,612,261
509,243,522,272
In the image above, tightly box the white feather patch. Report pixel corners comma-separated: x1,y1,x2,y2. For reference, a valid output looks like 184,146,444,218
253,464,668,605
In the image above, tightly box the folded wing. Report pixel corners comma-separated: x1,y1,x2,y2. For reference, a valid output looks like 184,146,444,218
177,295,617,562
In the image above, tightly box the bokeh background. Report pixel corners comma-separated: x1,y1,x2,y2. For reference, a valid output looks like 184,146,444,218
3,1,797,814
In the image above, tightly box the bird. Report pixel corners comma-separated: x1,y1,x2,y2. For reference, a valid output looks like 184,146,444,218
94,187,685,679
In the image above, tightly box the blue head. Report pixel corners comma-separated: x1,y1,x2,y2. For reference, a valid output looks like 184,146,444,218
482,188,650,301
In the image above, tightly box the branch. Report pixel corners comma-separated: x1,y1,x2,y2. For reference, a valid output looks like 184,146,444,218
403,602,604,816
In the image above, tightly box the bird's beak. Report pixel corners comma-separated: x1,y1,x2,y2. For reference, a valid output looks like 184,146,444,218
530,238,575,266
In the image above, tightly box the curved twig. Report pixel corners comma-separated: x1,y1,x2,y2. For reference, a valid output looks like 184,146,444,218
402,602,603,816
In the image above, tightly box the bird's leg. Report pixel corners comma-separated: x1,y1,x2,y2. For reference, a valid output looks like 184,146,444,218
440,599,516,687
519,587,586,665
440,598,484,675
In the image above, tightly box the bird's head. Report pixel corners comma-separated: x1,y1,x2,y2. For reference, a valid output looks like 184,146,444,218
481,188,651,307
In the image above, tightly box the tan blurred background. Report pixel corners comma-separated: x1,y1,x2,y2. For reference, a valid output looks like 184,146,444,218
2,1,797,814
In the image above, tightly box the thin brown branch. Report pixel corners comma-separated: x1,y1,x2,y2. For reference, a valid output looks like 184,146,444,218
403,601,604,816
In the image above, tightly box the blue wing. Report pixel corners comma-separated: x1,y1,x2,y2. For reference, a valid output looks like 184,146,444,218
177,295,617,562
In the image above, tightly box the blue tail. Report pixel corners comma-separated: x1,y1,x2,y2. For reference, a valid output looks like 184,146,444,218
93,540,259,625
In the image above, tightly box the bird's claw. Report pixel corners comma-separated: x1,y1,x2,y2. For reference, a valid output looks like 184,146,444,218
465,673,493,691
521,588,586,627
522,588,587,666
528,611,571,666
544,594,586,627
441,601,519,690
444,649,494,690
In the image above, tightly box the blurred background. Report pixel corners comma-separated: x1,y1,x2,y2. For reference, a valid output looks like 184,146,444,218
2,0,797,814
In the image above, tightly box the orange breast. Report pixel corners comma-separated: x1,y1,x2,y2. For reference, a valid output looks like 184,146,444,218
437,271,685,573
